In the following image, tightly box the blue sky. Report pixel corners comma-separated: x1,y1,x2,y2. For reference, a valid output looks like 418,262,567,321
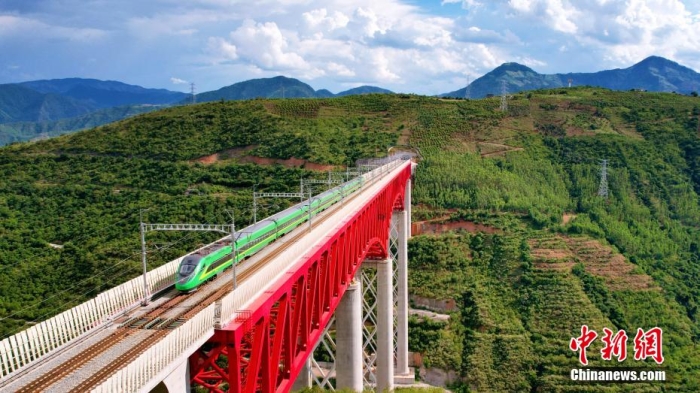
1,0,699,95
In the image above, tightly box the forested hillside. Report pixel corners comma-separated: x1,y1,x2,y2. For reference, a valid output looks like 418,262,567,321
0,104,164,146
0,89,698,391
0,78,187,146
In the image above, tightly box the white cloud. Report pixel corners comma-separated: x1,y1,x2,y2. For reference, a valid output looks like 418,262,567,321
589,1,699,68
517,56,547,68
229,19,309,70
442,0,483,8
507,0,579,33
125,9,234,39
473,44,502,69
509,0,535,12
206,37,239,63
0,15,107,42
352,7,390,39
501,0,700,71
454,25,519,44
197,0,515,93
4,0,699,95
302,8,349,31
170,77,188,84
327,62,355,77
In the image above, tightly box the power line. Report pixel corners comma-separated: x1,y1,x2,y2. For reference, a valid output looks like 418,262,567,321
0,225,202,335
0,251,140,332
0,267,143,340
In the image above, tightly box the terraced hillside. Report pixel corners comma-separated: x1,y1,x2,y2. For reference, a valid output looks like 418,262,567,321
0,88,699,391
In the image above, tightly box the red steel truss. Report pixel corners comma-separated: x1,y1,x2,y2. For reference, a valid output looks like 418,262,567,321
189,162,411,393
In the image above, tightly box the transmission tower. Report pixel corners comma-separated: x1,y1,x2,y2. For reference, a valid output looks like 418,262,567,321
598,159,609,198
190,82,196,104
464,76,471,100
500,80,508,112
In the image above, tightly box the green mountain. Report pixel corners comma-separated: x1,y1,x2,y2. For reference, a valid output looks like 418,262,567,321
195,75,318,102
444,56,700,98
19,78,188,108
0,76,394,146
0,79,187,146
195,75,393,103
0,83,96,123
336,85,394,96
315,89,335,98
563,56,700,92
0,104,164,146
1,89,699,391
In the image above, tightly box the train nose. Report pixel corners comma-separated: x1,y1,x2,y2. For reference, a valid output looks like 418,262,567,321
177,255,202,284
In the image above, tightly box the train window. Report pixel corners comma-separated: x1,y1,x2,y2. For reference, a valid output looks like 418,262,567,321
179,259,198,276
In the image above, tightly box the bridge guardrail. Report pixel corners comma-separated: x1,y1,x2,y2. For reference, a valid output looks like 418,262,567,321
92,303,216,393
0,238,223,381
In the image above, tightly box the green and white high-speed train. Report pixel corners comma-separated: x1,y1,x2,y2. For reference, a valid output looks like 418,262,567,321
175,176,364,291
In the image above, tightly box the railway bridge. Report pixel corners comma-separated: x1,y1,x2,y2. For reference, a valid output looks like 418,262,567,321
0,156,416,392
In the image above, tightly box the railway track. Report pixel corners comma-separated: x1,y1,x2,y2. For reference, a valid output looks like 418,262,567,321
11,169,386,392
16,330,137,393
15,290,193,392
68,331,169,392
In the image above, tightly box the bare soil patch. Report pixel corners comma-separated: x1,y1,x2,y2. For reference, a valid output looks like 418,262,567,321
564,237,657,291
478,142,524,157
192,146,256,164
528,235,658,291
196,153,219,164
564,127,596,137
528,238,577,271
411,219,499,236
499,117,536,133
192,146,336,171
562,213,577,225
238,156,336,171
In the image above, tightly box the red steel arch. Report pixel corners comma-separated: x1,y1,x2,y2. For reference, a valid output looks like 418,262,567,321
189,163,412,393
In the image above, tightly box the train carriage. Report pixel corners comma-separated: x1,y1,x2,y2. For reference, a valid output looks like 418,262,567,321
175,176,363,291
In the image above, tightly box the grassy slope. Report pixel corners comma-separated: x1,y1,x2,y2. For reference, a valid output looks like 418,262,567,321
0,90,699,390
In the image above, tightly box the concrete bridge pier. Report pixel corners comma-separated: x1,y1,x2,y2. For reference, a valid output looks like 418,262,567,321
291,357,312,391
336,279,363,391
376,258,394,393
395,208,411,381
